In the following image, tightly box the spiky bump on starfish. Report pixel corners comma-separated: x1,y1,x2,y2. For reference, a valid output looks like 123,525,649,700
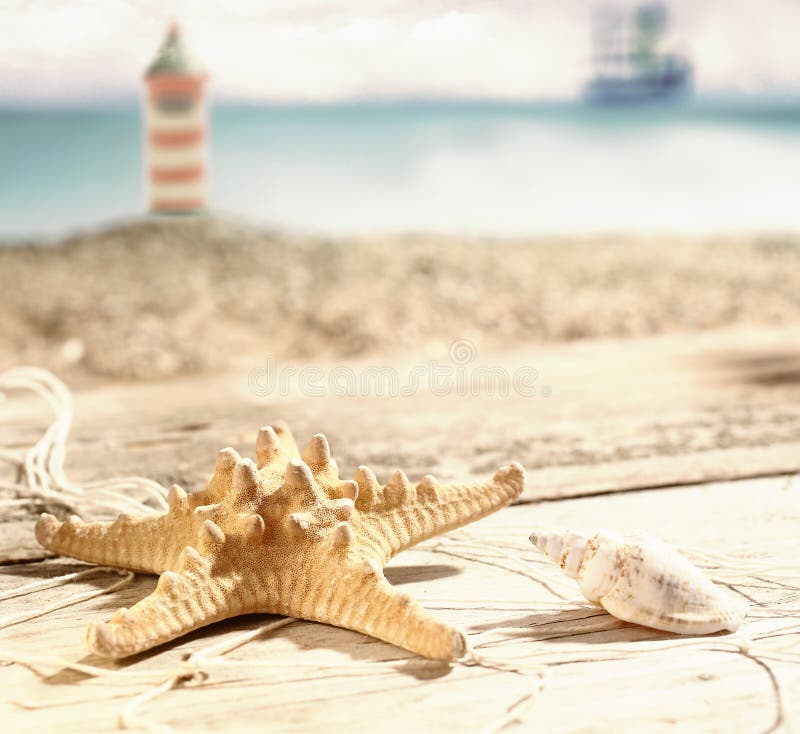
35,422,524,661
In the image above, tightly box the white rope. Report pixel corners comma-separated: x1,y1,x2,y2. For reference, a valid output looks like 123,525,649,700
1,367,798,731
423,537,573,600
0,650,163,681
460,637,551,734
3,537,799,733
0,367,167,518
431,530,800,732
0,565,129,601
119,677,177,734
0,570,134,630
118,618,296,733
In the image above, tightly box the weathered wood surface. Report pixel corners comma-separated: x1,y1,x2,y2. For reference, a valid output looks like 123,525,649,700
3,325,800,511
1,324,799,732
2,326,800,560
0,477,798,733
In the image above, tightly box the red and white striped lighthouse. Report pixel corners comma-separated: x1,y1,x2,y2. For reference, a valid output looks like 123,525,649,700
143,22,208,214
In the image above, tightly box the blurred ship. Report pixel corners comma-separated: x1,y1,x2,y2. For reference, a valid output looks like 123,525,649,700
584,3,692,104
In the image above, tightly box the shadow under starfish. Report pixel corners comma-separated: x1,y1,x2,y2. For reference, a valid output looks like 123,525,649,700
35,422,524,661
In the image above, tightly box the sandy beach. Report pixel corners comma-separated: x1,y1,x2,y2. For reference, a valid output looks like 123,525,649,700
1,217,799,381
5,5,800,732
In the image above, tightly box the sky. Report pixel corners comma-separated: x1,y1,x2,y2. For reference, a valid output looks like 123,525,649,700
1,0,800,104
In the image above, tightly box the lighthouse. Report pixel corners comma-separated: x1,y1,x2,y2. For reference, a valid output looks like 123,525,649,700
143,22,208,214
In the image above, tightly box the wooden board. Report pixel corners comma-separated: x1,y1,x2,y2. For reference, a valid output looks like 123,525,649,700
3,325,800,565
4,325,800,513
1,476,798,733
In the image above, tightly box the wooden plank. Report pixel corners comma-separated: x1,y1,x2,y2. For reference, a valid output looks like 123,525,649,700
1,325,799,730
0,522,52,564
3,326,800,510
0,476,798,733
527,442,800,498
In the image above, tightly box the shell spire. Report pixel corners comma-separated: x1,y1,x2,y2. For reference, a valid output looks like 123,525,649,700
529,528,749,635
530,528,588,578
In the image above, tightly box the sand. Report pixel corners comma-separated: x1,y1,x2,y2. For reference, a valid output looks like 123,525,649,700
2,217,800,380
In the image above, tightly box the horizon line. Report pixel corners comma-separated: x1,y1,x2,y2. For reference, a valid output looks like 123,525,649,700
1,90,799,112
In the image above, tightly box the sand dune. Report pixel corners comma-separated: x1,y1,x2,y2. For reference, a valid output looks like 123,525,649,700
2,217,799,380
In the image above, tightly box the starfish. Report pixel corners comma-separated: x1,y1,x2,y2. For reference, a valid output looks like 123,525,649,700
35,423,524,660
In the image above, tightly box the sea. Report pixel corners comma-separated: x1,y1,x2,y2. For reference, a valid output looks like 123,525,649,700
1,99,799,240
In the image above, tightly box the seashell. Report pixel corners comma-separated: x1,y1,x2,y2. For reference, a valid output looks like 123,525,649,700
529,528,749,634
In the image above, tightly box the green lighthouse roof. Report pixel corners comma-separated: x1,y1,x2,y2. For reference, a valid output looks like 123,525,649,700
145,21,204,78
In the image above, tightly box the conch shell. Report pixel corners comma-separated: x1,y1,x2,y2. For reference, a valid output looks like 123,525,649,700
529,528,748,634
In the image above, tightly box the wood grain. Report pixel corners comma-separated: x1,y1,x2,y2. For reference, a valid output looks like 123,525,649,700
1,325,799,731
0,477,797,733
4,326,799,512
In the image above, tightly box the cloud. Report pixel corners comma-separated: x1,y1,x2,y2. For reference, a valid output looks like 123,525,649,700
0,0,798,103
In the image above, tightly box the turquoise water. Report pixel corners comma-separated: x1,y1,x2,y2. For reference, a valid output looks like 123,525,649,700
1,101,799,239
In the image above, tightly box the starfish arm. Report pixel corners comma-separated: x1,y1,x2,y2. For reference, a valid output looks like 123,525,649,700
35,511,191,574
32,422,525,661
282,560,466,661
85,556,253,658
355,463,525,563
